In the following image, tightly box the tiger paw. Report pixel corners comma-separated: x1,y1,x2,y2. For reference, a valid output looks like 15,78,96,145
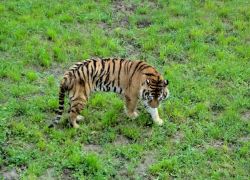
73,123,80,128
77,115,84,122
127,111,139,119
153,118,164,126
71,122,80,128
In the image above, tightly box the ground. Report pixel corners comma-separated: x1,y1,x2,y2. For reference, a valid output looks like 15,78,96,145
0,0,249,179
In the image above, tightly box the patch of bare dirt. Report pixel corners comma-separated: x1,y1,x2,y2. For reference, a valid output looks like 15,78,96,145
46,62,70,78
210,140,224,148
123,42,141,59
39,168,56,180
112,0,136,14
166,53,189,64
171,131,184,143
142,128,153,138
211,103,225,117
98,21,111,30
137,20,152,28
62,168,74,180
204,34,218,45
113,135,130,146
206,140,234,151
117,167,130,179
135,151,156,179
111,156,130,179
111,0,136,28
119,16,130,27
1,168,19,180
83,144,102,153
239,136,250,143
241,110,250,121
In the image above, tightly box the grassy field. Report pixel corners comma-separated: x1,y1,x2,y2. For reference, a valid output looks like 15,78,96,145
0,0,249,179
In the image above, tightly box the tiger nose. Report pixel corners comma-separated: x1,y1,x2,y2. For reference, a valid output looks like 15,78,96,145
149,99,159,108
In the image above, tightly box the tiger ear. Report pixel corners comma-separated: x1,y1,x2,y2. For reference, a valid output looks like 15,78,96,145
163,79,169,86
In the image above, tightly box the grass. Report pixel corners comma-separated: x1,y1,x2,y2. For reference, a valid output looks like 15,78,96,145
0,0,249,179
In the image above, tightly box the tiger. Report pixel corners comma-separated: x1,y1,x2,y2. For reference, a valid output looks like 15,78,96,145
49,57,170,128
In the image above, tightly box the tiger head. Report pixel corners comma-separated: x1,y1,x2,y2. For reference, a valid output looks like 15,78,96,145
141,75,170,108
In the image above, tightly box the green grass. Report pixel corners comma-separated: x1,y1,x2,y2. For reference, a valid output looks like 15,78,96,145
0,0,249,179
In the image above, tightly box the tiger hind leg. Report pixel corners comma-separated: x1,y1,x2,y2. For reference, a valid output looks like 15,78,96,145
69,96,87,128
69,111,80,128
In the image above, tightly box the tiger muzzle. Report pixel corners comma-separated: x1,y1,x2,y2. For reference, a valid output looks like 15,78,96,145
148,99,159,108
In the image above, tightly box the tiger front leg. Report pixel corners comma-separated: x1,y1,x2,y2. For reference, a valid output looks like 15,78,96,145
147,108,163,125
69,98,86,128
144,102,163,125
125,95,139,119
